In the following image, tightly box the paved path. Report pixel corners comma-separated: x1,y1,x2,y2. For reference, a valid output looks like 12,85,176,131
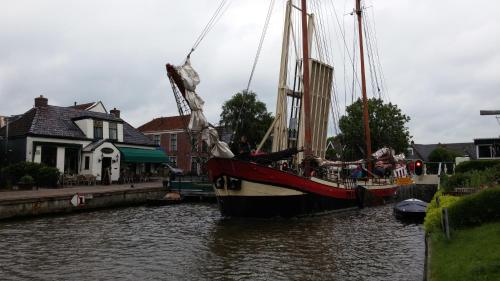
0,181,164,202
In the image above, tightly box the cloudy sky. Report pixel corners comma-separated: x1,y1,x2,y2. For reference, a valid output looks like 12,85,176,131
1,0,499,144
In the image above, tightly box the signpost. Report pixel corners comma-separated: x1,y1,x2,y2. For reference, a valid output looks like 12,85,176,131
70,194,85,207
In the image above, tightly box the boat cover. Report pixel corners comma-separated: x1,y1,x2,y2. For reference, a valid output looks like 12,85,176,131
175,59,234,158
237,147,298,164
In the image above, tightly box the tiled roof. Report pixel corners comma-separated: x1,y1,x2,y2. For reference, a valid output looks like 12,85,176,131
123,121,154,145
409,143,476,161
138,115,190,132
70,102,95,110
0,105,154,146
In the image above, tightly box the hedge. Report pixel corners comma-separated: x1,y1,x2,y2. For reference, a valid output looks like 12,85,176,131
448,187,500,228
0,162,60,188
455,160,500,173
424,191,460,233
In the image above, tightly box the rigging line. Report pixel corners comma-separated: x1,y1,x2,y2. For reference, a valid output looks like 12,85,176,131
188,0,229,58
310,1,325,61
367,8,390,102
317,0,334,65
230,0,275,144
328,0,361,91
312,0,331,64
364,11,383,100
245,0,276,93
363,16,379,99
351,14,357,104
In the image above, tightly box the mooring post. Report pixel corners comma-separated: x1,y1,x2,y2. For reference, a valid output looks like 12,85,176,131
441,207,450,239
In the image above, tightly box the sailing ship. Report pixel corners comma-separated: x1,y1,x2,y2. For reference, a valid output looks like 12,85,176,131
166,0,409,217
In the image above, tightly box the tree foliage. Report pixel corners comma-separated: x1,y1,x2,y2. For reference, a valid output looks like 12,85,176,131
428,146,461,163
220,91,273,152
338,98,411,160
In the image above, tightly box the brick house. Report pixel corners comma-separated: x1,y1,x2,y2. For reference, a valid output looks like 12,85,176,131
138,115,210,175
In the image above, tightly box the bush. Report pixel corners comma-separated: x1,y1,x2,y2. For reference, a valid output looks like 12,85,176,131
441,166,499,193
0,162,60,188
448,187,500,228
36,166,60,187
424,191,460,233
19,174,34,185
455,160,500,173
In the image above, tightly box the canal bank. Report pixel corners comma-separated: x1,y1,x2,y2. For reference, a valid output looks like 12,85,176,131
0,183,166,220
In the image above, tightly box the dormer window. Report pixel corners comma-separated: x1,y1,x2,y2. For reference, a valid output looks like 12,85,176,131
109,122,117,140
94,120,103,140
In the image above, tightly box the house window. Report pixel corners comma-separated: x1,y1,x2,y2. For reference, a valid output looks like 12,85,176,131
191,135,198,152
94,120,103,140
191,157,198,175
154,135,161,146
64,147,79,174
478,145,492,158
170,156,177,167
407,148,414,156
170,134,177,151
109,122,117,140
84,156,90,170
40,145,57,168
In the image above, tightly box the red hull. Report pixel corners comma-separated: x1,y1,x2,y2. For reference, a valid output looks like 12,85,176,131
207,158,357,200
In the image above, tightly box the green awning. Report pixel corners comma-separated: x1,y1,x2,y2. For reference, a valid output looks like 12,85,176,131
118,147,169,163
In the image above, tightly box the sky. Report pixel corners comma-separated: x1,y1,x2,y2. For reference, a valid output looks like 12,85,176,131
1,0,499,144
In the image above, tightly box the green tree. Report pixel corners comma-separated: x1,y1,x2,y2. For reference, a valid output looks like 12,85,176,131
428,146,461,174
338,98,411,160
220,91,274,152
325,136,343,160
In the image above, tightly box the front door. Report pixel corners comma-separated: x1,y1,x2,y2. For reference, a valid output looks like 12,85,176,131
101,157,112,185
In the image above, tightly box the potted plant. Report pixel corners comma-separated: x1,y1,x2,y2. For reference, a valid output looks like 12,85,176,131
18,174,35,190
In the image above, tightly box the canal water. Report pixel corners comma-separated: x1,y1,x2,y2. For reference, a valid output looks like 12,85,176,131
0,203,424,280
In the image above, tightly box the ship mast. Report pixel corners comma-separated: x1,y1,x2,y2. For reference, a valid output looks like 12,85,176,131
356,0,372,173
301,0,312,175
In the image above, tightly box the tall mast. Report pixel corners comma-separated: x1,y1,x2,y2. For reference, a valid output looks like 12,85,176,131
301,0,312,175
356,0,372,172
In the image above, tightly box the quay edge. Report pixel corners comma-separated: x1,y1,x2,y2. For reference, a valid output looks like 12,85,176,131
0,186,166,221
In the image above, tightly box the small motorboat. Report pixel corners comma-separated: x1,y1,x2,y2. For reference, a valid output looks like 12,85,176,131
393,198,428,222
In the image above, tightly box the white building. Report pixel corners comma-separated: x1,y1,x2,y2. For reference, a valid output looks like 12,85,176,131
0,95,168,182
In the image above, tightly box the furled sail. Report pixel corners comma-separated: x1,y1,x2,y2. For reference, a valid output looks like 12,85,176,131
174,59,234,158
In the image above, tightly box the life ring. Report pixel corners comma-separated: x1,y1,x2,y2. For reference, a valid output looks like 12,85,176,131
214,176,225,189
282,162,288,170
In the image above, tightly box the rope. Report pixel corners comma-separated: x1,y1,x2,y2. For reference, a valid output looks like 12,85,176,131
245,0,276,93
230,0,276,144
187,0,231,58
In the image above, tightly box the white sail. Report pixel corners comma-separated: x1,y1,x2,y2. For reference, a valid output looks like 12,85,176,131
176,59,234,158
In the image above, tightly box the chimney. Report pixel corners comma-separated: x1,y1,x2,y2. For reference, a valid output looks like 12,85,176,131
35,95,48,107
110,108,120,118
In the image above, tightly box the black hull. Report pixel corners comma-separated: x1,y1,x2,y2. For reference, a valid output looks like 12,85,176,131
216,193,360,218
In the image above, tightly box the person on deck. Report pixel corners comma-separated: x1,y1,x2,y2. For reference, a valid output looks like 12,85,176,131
238,136,251,155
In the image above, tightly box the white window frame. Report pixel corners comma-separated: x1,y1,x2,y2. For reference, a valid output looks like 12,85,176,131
170,133,177,152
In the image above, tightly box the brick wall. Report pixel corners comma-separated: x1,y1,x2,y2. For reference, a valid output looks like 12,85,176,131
149,131,209,174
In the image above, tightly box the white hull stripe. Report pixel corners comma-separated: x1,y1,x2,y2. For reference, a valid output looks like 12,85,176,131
215,179,305,197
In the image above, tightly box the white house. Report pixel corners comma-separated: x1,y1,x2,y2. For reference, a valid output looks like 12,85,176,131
0,95,169,182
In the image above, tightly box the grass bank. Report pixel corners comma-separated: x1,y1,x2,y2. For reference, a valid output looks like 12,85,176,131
429,222,500,281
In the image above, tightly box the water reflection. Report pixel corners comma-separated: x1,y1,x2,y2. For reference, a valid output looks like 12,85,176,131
0,204,423,281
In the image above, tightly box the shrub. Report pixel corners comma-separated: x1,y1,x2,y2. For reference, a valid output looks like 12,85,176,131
19,174,34,185
424,191,460,233
448,187,500,228
0,162,60,188
455,160,500,173
441,167,499,192
36,166,60,187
